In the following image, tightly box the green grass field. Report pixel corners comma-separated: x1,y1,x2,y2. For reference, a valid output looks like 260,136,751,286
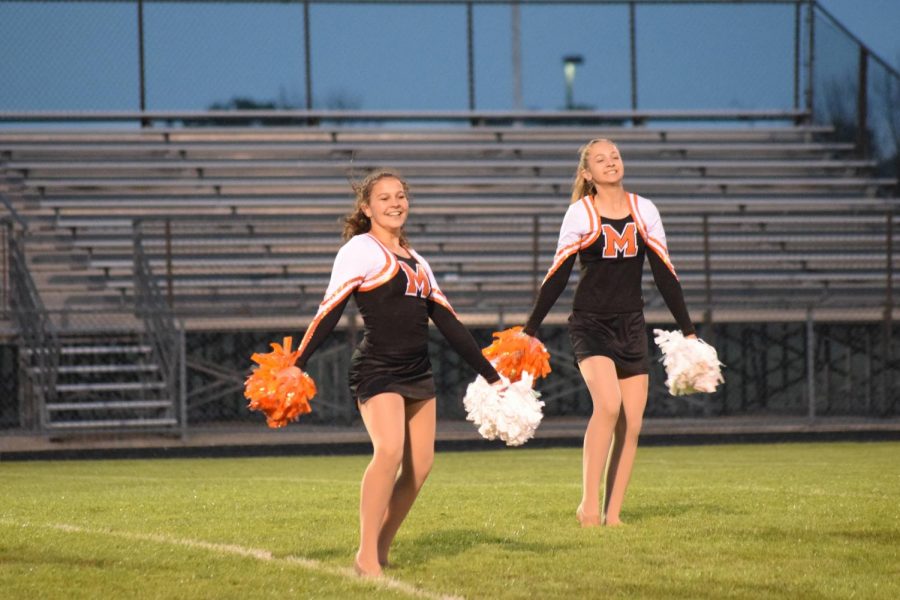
1,442,898,599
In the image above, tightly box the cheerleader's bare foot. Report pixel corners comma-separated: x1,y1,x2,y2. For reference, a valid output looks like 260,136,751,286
576,505,601,528
354,553,383,578
604,517,625,527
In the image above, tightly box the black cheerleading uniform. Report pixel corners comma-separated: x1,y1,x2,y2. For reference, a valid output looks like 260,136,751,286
296,233,500,403
524,193,695,376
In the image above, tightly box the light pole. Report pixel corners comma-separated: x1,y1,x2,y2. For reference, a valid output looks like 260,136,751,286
563,54,583,110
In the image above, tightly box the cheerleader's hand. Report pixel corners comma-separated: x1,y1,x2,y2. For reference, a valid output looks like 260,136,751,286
463,373,544,446
244,336,316,428
481,326,551,383
653,329,724,396
490,376,510,394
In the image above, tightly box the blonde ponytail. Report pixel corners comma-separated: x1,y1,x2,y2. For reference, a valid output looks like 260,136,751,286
570,138,617,203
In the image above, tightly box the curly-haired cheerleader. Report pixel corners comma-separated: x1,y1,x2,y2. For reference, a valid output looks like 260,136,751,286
294,170,503,576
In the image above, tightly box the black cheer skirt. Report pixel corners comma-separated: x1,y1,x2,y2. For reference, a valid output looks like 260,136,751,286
568,309,649,376
348,346,436,405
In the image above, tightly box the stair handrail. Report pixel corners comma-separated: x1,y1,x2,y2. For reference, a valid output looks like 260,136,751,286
0,192,29,231
2,191,59,423
132,220,182,417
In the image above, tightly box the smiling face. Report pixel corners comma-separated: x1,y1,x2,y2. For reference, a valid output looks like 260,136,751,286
362,176,409,235
581,140,624,188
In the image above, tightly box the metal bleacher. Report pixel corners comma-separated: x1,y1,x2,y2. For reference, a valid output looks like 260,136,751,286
1,111,897,431
2,115,897,330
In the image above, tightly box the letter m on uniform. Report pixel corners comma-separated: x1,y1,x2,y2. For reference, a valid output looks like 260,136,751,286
399,262,432,298
602,222,639,258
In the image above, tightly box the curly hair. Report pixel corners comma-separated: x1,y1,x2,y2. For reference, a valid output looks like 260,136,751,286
342,169,411,247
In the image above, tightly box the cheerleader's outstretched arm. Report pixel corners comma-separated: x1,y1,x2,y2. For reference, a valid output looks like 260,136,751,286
296,293,353,369
428,301,501,384
296,240,368,369
523,253,576,336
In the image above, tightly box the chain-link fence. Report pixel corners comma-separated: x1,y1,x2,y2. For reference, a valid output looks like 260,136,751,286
0,343,18,429
810,4,900,177
0,0,839,114
166,320,900,425
2,319,897,434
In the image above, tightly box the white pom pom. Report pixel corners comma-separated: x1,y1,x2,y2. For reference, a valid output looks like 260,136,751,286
463,373,545,446
653,329,724,396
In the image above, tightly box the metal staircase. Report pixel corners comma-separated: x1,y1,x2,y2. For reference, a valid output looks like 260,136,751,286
4,189,185,434
39,335,177,430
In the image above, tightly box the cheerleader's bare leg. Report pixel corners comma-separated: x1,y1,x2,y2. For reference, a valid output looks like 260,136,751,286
377,397,436,567
356,392,407,576
577,356,623,527
603,373,648,526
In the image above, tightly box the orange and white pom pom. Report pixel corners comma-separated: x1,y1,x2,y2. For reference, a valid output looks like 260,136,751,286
653,329,724,396
244,336,317,428
482,326,551,383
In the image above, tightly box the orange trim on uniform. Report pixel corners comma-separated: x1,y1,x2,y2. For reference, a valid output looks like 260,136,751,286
554,239,582,260
430,290,457,318
628,192,679,279
580,196,602,249
646,238,678,278
319,276,363,310
543,244,579,285
406,248,458,318
541,196,602,285
298,277,362,357
543,239,580,282
626,192,649,242
646,233,671,259
359,234,399,291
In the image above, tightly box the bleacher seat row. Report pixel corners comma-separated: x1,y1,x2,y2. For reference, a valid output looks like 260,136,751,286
2,122,897,331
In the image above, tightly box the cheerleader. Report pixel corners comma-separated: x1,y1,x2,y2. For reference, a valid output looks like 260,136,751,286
294,170,503,576
523,139,696,527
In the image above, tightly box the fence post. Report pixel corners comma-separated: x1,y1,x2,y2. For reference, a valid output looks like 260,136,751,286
856,46,869,156
303,0,313,111
702,214,714,342
793,0,801,110
179,325,188,440
165,218,174,309
466,1,475,111
865,330,872,414
883,210,894,415
137,0,148,127
629,1,638,113
1,220,8,319
806,308,816,421
511,1,522,110
804,0,815,116
532,215,540,301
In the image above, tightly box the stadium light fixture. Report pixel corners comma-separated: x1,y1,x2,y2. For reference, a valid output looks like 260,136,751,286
563,54,584,110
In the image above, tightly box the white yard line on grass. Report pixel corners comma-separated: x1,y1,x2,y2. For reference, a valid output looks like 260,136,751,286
1,519,463,600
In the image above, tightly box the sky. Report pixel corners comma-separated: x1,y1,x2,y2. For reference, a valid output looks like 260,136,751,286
0,1,898,114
